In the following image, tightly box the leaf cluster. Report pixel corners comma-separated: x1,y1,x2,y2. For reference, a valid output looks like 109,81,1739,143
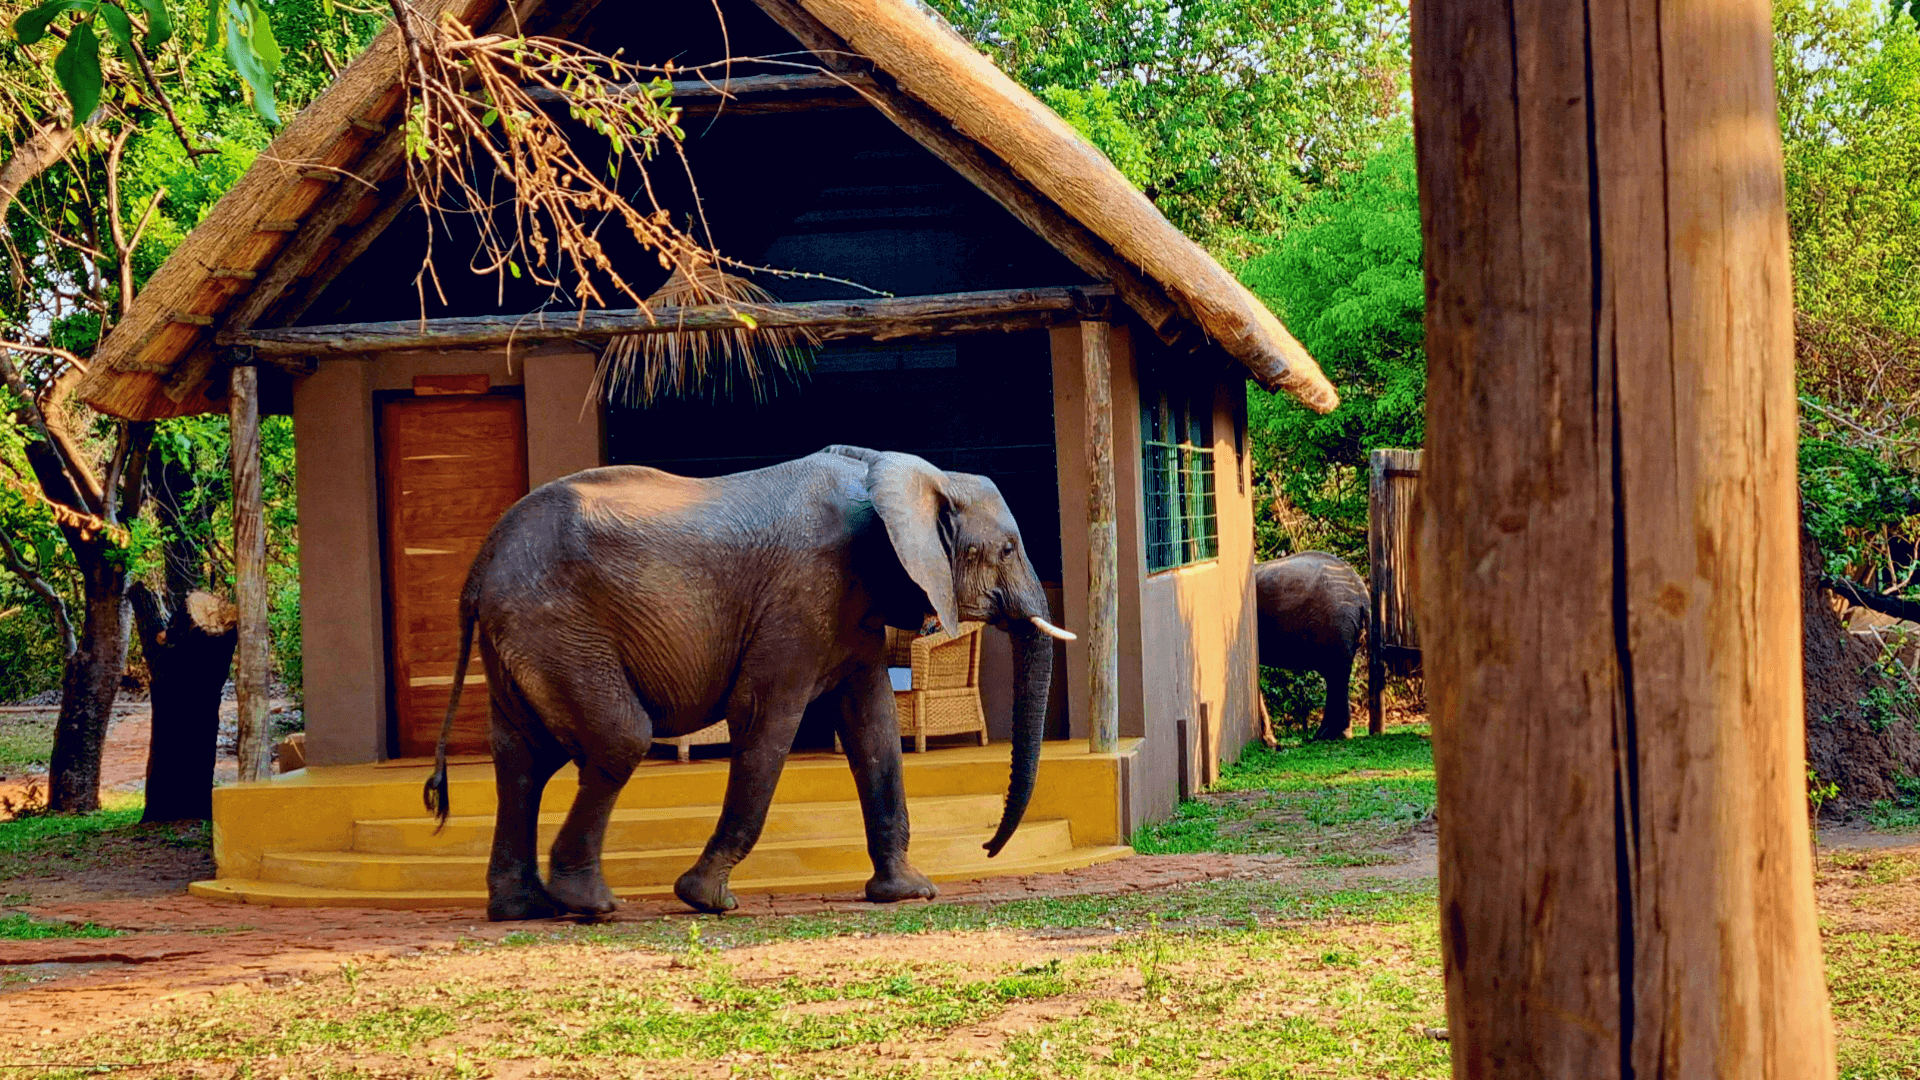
929,0,1411,256
1239,134,1424,563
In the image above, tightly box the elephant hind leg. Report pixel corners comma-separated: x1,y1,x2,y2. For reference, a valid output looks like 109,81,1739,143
541,675,651,917
1314,660,1355,742
487,705,570,922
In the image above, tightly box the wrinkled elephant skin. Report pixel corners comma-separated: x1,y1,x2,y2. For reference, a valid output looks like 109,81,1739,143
421,446,1060,919
1254,552,1368,743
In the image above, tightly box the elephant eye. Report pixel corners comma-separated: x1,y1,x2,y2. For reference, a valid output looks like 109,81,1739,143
1001,540,1016,559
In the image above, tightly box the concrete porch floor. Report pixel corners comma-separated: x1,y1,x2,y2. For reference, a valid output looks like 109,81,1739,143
193,739,1141,908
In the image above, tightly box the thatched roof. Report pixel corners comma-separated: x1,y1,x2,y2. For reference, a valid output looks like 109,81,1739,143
77,0,1338,419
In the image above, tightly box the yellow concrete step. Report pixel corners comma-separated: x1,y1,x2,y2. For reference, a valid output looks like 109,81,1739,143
190,844,1136,909
258,819,1078,893
353,794,1008,856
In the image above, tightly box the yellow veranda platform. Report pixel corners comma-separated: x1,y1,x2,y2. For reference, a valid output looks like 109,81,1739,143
193,740,1139,908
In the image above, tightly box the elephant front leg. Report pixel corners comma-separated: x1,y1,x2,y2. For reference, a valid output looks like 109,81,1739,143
674,704,803,914
840,670,937,905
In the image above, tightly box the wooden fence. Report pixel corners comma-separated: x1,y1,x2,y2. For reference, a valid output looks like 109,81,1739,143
1366,448,1422,734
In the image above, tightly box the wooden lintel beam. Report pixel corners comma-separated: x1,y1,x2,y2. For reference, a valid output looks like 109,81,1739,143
220,286,1115,356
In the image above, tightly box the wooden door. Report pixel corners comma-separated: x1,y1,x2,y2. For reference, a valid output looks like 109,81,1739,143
381,395,528,758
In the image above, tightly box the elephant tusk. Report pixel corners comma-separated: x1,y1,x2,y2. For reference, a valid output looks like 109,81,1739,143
1029,616,1077,641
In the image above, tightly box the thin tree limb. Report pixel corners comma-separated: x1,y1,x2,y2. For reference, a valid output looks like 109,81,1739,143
127,37,214,160
0,528,75,656
0,351,106,516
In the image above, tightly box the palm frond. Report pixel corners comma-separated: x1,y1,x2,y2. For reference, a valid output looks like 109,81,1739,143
595,258,818,407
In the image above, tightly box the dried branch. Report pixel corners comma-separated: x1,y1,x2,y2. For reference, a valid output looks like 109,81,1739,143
0,120,76,225
0,527,75,656
0,349,104,517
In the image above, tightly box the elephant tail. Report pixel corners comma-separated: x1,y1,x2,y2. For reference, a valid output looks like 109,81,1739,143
422,597,478,831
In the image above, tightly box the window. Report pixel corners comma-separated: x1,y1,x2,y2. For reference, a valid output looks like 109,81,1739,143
1141,384,1218,572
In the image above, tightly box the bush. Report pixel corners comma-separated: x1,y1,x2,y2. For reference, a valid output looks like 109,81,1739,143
0,583,64,703
1240,134,1426,565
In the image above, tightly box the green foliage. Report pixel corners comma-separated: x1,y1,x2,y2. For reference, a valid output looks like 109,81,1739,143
1801,433,1920,583
928,0,1410,254
13,0,290,124
1241,134,1425,562
1867,774,1920,830
1132,729,1435,860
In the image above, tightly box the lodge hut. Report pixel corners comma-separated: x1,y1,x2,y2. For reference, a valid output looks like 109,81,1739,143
77,0,1335,906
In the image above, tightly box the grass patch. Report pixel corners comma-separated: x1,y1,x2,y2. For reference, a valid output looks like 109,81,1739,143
0,717,53,768
1132,729,1436,859
1828,931,1920,1078
1866,775,1920,832
0,795,208,881
495,875,1439,955
0,912,122,939
50,903,1451,1079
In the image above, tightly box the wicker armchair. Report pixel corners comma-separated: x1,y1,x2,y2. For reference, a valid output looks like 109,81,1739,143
873,621,991,752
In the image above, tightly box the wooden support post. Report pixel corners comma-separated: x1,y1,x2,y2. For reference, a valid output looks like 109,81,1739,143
1365,452,1389,737
228,360,271,784
1413,0,1833,1076
1083,320,1119,755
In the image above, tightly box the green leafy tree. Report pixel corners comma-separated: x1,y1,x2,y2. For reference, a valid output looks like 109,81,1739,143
0,0,373,811
1774,1,1920,599
928,0,1411,256
1240,134,1424,564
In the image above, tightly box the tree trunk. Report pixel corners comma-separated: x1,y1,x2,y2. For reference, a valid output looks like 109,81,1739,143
1412,0,1834,1075
133,586,237,822
46,566,130,814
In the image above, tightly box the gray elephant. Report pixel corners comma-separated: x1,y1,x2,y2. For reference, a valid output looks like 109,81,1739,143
423,445,1074,920
1253,552,1368,744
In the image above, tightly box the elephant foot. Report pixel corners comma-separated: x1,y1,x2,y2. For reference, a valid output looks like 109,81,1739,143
866,867,939,904
674,868,738,914
546,866,619,917
487,883,565,922
1313,723,1351,742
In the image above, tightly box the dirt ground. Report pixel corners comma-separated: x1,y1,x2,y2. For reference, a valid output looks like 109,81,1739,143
2,711,1914,1073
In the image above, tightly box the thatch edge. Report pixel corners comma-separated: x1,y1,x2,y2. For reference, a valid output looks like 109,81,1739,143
800,0,1340,414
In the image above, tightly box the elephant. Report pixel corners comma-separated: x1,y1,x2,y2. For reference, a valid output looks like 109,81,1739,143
1253,552,1369,744
422,445,1075,920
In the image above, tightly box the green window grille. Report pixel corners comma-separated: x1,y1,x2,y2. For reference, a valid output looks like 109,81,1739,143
1141,389,1218,573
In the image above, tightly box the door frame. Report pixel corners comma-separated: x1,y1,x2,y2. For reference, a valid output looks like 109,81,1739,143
373,385,527,760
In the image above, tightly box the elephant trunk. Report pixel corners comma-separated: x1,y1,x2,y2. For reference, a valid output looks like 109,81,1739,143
983,620,1053,857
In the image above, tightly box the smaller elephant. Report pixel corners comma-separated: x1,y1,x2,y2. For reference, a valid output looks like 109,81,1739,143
1254,552,1369,744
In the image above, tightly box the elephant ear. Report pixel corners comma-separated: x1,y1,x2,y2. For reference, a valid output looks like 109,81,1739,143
865,452,960,637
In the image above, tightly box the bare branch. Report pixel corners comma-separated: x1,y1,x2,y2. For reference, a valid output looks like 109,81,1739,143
0,120,76,225
0,528,75,656
128,37,215,160
0,350,105,516
106,126,136,319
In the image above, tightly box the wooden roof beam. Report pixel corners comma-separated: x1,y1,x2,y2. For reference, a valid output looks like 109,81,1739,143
218,285,1114,356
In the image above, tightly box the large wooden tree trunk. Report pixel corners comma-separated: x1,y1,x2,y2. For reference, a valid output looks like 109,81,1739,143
133,587,238,822
1412,0,1834,1076
47,577,130,814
